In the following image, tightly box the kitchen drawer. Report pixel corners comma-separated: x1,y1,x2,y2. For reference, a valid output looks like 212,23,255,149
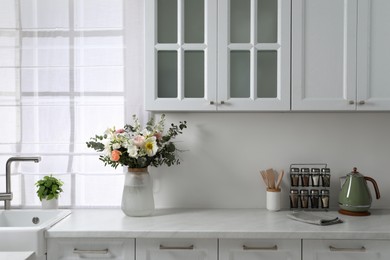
219,238,301,260
136,238,217,260
47,238,134,260
303,239,390,260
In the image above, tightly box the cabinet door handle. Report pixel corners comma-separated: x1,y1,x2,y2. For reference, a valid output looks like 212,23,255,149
358,100,366,105
73,248,109,255
210,101,215,105
159,245,194,250
243,245,278,251
329,246,366,252
349,100,355,105
220,101,225,105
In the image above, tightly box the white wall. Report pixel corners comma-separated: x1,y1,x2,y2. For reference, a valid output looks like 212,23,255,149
150,112,390,210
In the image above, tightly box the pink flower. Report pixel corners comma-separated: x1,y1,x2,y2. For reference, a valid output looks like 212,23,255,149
133,135,145,147
154,132,162,140
111,150,121,161
115,129,125,133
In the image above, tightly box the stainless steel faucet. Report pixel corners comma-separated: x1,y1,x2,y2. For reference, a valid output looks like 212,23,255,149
0,157,41,210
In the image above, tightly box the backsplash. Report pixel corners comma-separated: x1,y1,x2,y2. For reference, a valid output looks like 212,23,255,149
150,112,390,210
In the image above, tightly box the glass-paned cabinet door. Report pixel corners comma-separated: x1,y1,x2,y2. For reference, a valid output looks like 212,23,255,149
218,0,290,111
145,0,217,111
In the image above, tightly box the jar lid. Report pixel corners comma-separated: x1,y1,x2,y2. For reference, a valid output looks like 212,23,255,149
301,168,310,173
290,189,299,194
321,168,330,173
311,168,320,173
300,189,309,194
320,189,329,195
291,167,300,173
310,189,319,195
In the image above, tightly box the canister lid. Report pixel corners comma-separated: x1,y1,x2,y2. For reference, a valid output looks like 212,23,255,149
301,168,310,173
311,168,320,173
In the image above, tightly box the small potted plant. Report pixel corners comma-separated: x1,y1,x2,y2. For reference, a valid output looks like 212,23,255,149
35,175,64,209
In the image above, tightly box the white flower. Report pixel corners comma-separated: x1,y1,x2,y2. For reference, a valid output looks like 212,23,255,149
127,145,138,158
144,137,158,156
112,143,121,150
103,141,112,156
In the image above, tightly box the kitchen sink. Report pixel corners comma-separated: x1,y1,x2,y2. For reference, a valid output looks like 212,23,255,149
0,209,71,259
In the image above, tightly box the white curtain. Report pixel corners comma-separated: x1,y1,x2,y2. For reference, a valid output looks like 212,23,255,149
0,0,145,208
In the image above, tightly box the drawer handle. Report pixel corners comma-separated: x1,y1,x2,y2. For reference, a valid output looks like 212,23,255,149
243,245,278,251
329,246,366,252
73,248,109,255
159,245,194,250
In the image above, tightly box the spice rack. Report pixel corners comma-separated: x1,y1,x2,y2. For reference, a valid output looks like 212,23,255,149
289,163,330,211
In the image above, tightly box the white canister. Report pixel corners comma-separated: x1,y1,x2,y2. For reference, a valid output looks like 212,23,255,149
266,188,281,211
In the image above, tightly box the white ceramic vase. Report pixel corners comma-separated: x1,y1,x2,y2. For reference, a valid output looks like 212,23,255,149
121,168,155,217
41,198,59,209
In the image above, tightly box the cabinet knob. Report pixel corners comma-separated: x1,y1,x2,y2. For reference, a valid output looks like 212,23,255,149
358,100,366,105
220,101,225,105
349,100,355,105
209,101,215,105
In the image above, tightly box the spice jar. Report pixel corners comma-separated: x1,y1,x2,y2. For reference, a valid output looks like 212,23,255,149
301,168,310,187
290,168,300,187
290,189,299,208
321,168,331,187
310,189,320,208
311,168,320,187
320,189,330,208
300,189,309,208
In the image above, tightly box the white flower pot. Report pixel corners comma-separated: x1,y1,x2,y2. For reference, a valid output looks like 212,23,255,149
41,198,58,209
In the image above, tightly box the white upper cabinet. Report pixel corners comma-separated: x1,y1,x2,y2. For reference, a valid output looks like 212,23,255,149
145,0,291,111
292,0,357,111
292,0,390,111
357,0,390,110
145,0,217,111
217,0,291,111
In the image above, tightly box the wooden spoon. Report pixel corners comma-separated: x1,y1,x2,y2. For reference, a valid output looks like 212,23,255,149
275,170,284,190
266,168,275,189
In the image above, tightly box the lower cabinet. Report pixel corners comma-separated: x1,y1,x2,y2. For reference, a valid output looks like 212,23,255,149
47,238,390,260
47,238,134,260
219,239,301,260
136,238,217,260
303,239,390,260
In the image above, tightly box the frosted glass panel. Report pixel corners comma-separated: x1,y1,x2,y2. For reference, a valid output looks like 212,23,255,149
158,51,177,98
185,0,204,43
158,0,177,43
184,51,204,98
230,0,250,43
258,0,278,43
0,1,17,28
230,51,250,98
257,51,277,98
20,0,69,29
74,0,123,29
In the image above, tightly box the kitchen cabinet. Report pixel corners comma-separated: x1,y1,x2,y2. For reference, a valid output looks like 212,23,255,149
47,238,134,260
136,238,217,260
292,0,390,111
145,0,290,111
303,239,390,260
291,0,357,110
219,238,301,260
356,0,390,110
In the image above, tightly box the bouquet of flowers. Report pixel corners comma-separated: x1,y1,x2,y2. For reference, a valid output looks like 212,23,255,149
86,114,187,169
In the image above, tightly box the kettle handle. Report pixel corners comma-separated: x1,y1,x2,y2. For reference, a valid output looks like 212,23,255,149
364,176,381,199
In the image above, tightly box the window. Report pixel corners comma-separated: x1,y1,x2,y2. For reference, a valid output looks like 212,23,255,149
0,0,144,208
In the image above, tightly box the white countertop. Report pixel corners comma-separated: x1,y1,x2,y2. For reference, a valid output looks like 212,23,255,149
0,252,34,260
46,209,390,240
